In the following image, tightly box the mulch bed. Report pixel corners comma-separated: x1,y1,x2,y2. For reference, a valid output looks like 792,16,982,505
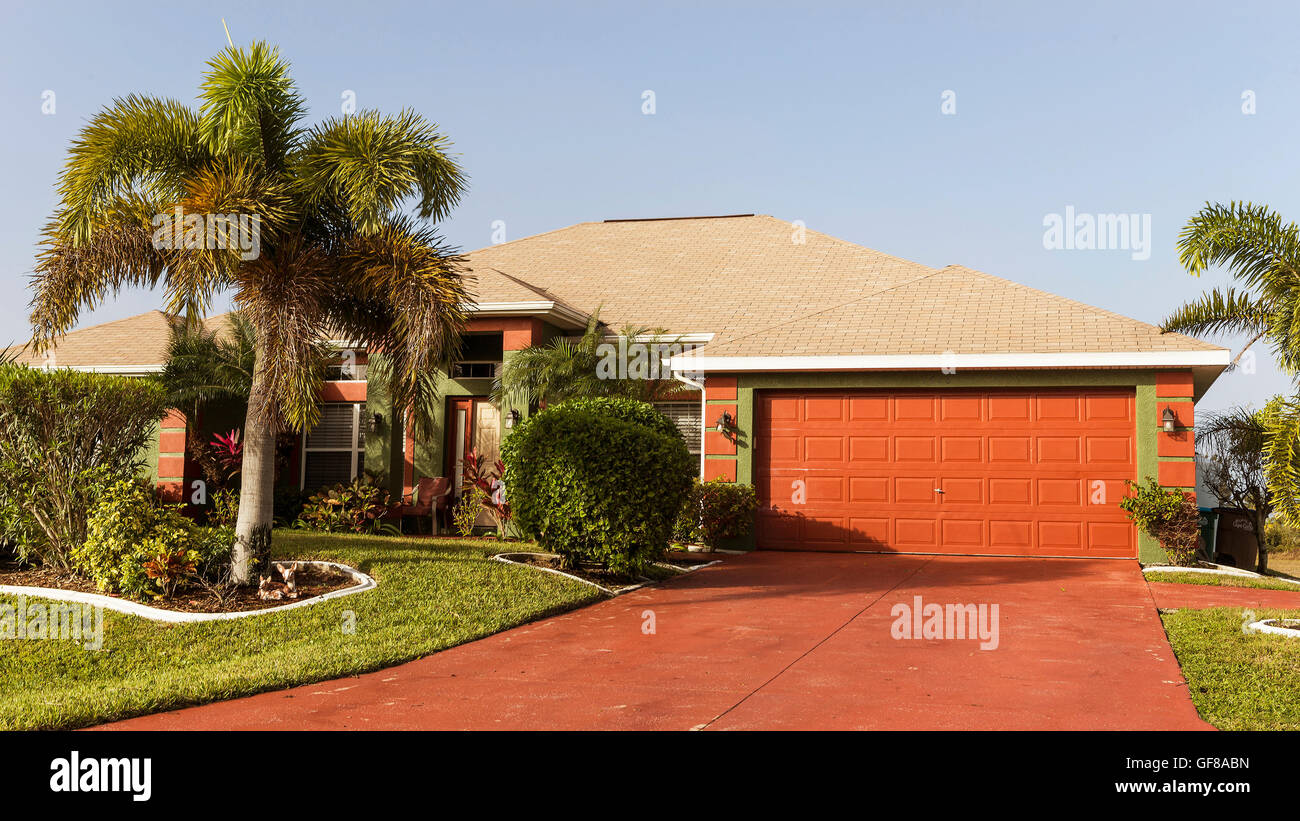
0,559,357,614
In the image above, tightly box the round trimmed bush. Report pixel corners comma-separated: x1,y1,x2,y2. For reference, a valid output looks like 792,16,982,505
502,397,694,576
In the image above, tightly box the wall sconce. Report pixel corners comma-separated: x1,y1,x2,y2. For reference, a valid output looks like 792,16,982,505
369,412,383,434
1161,407,1177,433
505,409,522,429
715,411,735,435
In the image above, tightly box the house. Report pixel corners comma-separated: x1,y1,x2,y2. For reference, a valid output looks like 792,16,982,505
9,214,1229,561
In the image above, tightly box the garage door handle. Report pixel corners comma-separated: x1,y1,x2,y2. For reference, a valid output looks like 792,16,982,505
934,488,945,493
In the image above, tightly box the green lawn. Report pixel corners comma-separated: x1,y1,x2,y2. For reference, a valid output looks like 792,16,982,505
1161,607,1300,730
1145,570,1300,591
0,531,601,730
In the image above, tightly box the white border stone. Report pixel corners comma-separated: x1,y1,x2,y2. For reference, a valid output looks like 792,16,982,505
1246,618,1300,638
0,560,376,623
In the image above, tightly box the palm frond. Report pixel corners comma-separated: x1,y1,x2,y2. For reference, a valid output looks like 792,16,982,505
326,216,469,433
53,95,208,245
1261,396,1300,524
1160,286,1271,338
1178,201,1300,291
199,41,306,171
295,109,467,233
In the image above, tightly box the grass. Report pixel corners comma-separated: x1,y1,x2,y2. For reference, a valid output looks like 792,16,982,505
1269,553,1300,578
1145,570,1300,591
0,531,602,730
1161,607,1300,730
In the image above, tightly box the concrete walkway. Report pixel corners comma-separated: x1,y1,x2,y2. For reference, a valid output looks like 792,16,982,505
99,552,1209,731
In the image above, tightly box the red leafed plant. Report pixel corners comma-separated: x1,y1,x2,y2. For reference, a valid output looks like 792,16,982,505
142,547,199,599
210,429,243,477
464,450,511,529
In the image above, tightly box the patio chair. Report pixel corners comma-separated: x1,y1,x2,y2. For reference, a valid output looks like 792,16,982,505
398,476,450,535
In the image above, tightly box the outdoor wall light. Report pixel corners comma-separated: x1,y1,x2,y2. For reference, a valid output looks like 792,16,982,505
505,409,522,429
1161,407,1177,433
370,412,383,433
715,411,735,434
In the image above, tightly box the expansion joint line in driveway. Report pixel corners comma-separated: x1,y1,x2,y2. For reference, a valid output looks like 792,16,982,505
696,555,936,730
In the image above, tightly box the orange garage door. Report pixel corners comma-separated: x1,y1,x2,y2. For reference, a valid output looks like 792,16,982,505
755,389,1136,557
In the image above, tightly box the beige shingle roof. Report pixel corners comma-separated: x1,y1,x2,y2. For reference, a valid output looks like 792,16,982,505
7,214,1226,370
465,214,1222,359
4,310,229,371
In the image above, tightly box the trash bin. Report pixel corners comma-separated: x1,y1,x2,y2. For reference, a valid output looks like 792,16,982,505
1212,507,1259,569
1197,507,1219,560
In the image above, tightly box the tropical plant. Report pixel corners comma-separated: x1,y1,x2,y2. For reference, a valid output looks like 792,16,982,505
1197,406,1274,571
492,309,690,408
462,450,510,534
0,364,167,569
502,396,694,576
1163,202,1300,527
294,476,394,534
28,41,469,583
1119,477,1201,566
157,310,259,422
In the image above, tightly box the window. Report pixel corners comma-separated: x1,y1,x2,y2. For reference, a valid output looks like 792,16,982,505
301,402,366,491
324,361,367,381
451,361,500,379
654,401,702,454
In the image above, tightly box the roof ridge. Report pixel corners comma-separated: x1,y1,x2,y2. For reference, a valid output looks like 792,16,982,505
701,265,946,353
479,266,589,318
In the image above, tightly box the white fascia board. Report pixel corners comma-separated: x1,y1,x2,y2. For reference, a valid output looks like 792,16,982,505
41,364,164,375
669,350,1232,372
467,300,590,328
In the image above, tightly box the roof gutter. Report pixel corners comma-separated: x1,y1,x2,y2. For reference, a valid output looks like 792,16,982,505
669,350,1232,372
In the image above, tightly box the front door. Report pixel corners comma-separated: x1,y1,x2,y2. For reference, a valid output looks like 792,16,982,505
446,397,502,526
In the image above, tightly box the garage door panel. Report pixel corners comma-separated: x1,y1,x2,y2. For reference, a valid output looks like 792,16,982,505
756,388,1136,557
804,436,844,461
895,436,936,462
849,436,889,461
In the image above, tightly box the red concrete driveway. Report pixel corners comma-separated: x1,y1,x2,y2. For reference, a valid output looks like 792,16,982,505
100,552,1208,730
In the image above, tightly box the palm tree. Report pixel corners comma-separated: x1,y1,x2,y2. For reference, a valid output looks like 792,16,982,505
28,42,469,583
1163,202,1300,525
492,311,691,408
159,311,261,422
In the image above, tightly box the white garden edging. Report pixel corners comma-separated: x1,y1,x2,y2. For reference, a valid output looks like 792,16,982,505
1245,618,1300,638
0,560,376,623
1143,564,1300,586
494,552,720,597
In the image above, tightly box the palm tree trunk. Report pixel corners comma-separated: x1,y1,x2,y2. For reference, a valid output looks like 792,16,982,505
232,348,276,585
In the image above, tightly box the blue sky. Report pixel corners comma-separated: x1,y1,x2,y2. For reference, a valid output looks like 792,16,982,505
1,0,1296,414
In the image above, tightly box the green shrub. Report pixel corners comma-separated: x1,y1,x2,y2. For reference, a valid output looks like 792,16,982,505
0,365,167,568
210,488,241,528
1119,476,1200,565
674,479,758,549
294,476,394,534
74,478,232,600
502,396,694,576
